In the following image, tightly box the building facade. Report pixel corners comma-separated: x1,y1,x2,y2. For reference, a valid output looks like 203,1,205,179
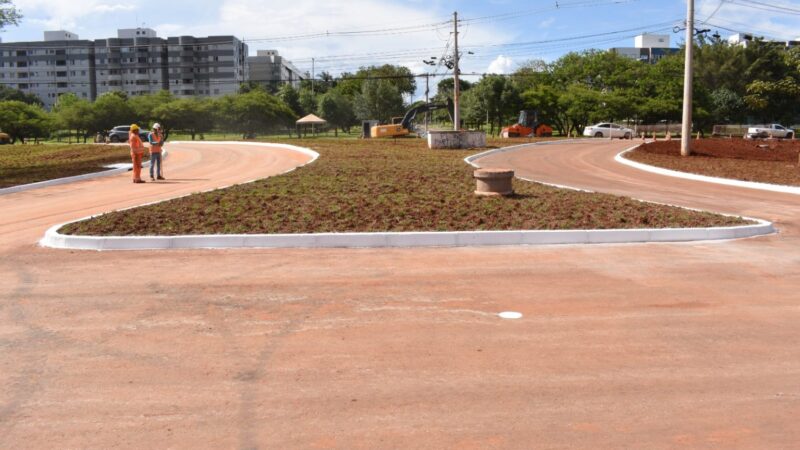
610,34,678,64
0,28,249,108
246,50,306,90
168,35,248,97
0,31,94,108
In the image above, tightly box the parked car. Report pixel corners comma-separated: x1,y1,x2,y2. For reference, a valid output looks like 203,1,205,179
746,124,794,139
0,131,10,145
107,125,148,143
583,123,634,139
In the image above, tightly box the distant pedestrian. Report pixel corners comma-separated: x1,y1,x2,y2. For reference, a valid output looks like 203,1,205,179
129,124,146,183
147,123,165,181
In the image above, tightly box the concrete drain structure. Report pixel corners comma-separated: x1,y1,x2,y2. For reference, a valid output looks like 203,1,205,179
474,168,515,196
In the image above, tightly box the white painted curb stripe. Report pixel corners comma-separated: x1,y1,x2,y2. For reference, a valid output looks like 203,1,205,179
0,149,167,196
39,140,774,251
616,146,800,195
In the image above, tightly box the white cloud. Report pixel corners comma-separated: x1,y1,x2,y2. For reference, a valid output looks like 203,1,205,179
14,0,139,35
486,55,514,74
539,17,555,28
93,4,137,13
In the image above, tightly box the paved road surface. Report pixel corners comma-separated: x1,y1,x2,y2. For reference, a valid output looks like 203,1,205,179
1,140,798,449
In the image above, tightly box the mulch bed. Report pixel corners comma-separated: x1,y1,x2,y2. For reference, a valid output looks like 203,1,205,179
0,144,143,188
60,138,747,236
626,139,800,186
61,139,747,235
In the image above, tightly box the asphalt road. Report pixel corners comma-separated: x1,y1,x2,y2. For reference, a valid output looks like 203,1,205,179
1,139,798,449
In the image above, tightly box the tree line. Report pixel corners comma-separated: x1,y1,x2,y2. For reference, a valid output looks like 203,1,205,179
1,37,798,143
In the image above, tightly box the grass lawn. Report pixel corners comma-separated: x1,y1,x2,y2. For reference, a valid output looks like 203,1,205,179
61,138,747,236
0,144,143,188
626,139,800,186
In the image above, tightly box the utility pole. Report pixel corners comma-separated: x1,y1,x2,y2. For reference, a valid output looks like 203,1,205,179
681,0,694,156
311,57,315,97
453,11,460,131
424,73,430,134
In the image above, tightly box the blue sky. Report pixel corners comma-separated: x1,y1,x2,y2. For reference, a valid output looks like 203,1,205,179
3,0,799,98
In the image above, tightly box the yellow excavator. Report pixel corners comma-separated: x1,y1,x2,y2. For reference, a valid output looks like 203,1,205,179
370,100,453,138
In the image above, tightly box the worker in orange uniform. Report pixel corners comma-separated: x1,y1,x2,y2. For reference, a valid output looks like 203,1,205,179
147,123,165,181
129,124,146,183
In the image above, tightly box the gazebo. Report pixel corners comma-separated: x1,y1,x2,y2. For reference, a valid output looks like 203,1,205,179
296,114,327,137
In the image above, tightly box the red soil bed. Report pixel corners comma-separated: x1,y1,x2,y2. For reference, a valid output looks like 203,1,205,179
626,138,800,186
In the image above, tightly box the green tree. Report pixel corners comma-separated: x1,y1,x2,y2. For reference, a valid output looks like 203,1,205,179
353,79,405,123
0,101,52,143
298,88,317,116
0,85,42,105
317,90,355,136
90,92,135,133
467,75,522,135
215,90,297,138
0,0,21,29
154,97,214,140
128,90,174,127
53,93,93,143
277,84,303,117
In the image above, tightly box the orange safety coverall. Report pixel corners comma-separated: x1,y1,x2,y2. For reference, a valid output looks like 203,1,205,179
130,132,145,181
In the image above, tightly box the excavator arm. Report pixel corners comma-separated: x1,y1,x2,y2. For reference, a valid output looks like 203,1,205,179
400,99,454,131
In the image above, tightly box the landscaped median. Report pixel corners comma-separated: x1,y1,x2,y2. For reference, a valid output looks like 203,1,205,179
0,143,149,194
42,138,773,250
621,139,800,190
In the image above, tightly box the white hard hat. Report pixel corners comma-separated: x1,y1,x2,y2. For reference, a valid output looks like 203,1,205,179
152,123,162,129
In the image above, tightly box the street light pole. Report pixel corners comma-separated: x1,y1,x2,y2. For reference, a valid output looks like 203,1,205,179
453,11,460,131
681,0,694,156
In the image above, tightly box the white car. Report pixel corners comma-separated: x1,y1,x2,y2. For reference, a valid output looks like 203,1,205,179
584,123,634,139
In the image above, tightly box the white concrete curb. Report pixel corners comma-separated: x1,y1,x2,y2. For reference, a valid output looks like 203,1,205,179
616,145,800,196
0,149,166,196
39,140,775,251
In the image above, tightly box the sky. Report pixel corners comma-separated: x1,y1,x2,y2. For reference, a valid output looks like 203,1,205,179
2,0,799,100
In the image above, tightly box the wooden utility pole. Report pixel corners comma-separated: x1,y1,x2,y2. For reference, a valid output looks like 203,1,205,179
453,11,460,131
681,0,694,156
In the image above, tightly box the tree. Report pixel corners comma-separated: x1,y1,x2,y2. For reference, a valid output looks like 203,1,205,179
277,84,303,117
53,93,93,143
353,79,405,124
0,0,21,30
318,90,355,136
154,97,214,140
0,101,52,143
0,85,42,105
215,90,297,138
90,92,135,133
298,88,317,116
338,65,417,99
128,90,174,127
466,75,521,135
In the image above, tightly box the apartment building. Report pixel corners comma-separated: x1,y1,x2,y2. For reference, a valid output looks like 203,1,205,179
0,28,248,108
247,50,306,90
167,35,248,97
94,28,169,98
0,30,94,108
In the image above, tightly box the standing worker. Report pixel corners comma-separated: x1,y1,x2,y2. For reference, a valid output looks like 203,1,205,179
147,123,165,181
129,124,146,184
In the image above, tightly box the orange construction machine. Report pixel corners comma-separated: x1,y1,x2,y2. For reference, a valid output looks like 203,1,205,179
501,110,553,138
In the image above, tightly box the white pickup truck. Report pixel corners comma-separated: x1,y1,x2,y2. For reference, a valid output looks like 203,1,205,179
746,124,794,139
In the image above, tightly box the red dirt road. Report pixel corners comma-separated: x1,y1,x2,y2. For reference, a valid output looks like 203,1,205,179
2,140,799,449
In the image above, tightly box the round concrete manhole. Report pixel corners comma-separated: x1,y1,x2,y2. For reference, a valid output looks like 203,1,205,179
498,311,523,319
